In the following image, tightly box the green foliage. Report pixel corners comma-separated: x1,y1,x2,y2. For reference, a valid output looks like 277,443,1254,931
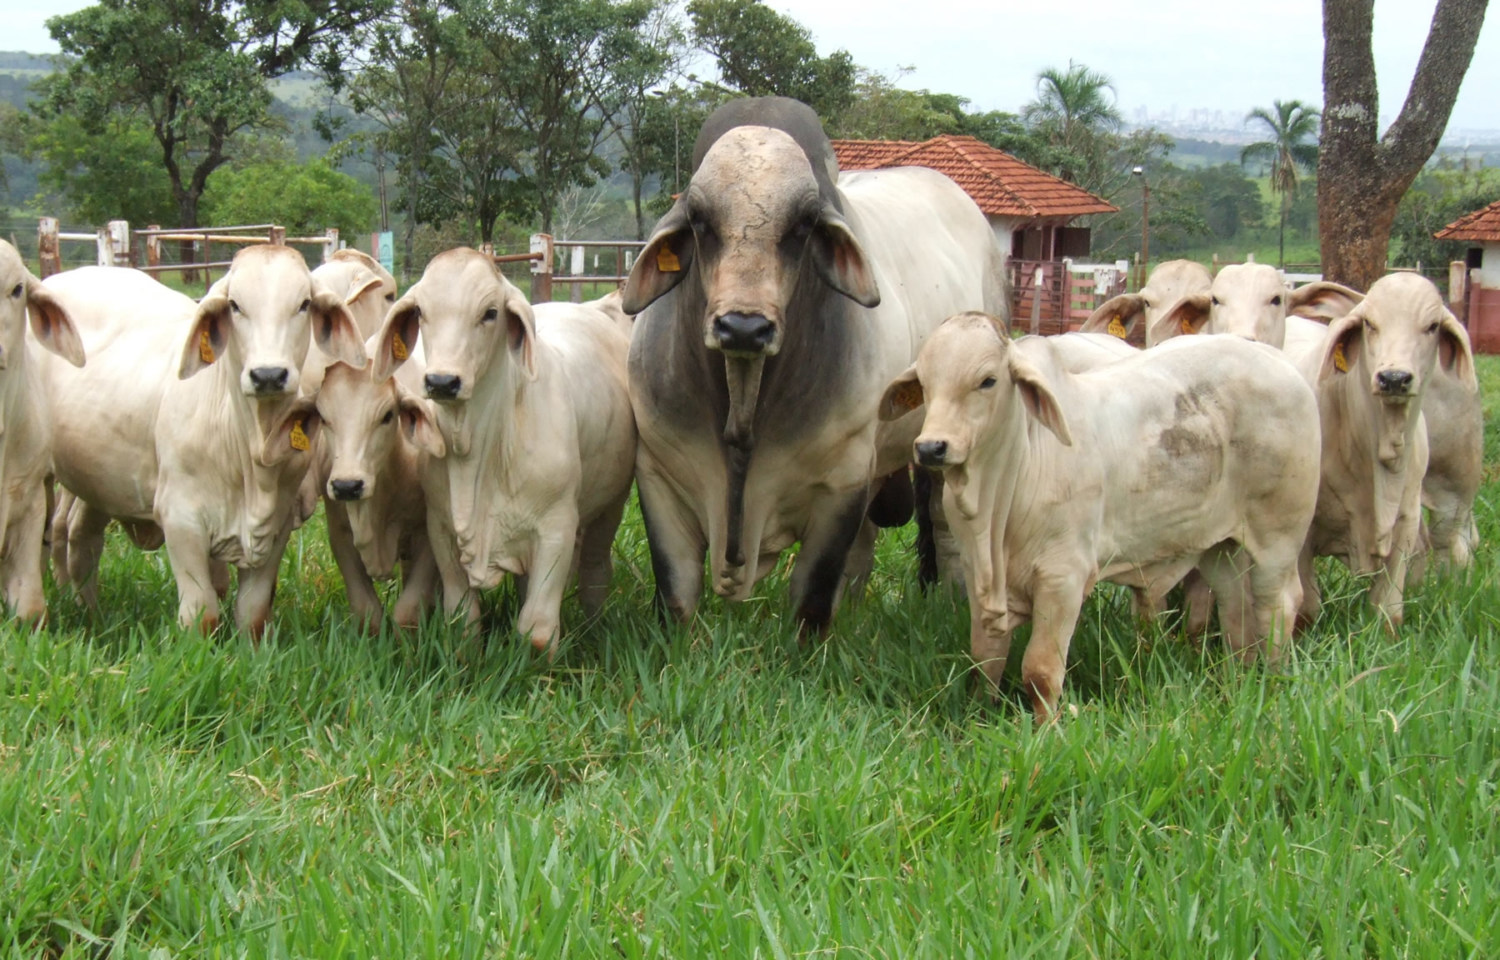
1392,167,1500,268
21,110,178,225
203,156,376,236
688,0,856,120
3,356,1500,955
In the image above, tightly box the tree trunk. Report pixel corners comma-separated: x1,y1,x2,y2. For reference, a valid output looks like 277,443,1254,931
632,168,645,241
176,191,200,284
1319,0,1488,291
1278,195,1287,268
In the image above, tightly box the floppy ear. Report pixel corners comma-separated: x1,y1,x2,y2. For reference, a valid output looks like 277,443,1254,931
1150,293,1212,345
310,277,368,369
1288,281,1364,322
1079,293,1144,339
1436,308,1477,388
810,206,880,308
502,284,538,381
622,202,692,314
261,397,321,467
397,387,446,459
372,290,421,382
879,365,924,421
1007,351,1071,446
180,295,231,380
1317,310,1364,383
25,277,85,367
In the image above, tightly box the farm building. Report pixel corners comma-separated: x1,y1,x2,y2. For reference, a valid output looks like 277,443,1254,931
1436,198,1500,353
833,135,1119,332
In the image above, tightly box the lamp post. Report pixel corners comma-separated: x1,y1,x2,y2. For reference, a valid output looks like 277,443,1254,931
1133,165,1150,288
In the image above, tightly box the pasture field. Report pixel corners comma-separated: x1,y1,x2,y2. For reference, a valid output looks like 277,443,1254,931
3,362,1499,958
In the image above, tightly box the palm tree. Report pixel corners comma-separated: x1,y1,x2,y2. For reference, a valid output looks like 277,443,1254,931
1022,61,1122,186
1241,99,1320,267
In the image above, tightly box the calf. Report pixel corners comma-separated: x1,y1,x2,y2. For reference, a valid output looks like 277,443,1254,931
1284,273,1475,627
0,241,86,622
882,313,1319,720
373,248,636,655
1080,259,1211,344
40,247,364,635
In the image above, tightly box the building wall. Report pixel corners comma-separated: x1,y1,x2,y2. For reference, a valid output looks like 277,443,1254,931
989,216,1023,264
1479,243,1500,289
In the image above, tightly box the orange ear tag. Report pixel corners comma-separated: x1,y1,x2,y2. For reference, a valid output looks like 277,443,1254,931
391,329,409,361
890,380,924,413
199,329,215,364
1180,317,1195,336
1333,341,1349,373
656,246,681,273
1107,315,1128,339
289,419,311,452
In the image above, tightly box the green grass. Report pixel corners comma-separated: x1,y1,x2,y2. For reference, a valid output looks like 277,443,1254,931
4,364,1500,957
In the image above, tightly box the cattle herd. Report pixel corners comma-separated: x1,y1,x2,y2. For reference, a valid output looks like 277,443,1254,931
0,98,1483,721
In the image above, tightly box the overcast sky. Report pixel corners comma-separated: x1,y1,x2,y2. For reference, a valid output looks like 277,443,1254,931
12,0,1500,135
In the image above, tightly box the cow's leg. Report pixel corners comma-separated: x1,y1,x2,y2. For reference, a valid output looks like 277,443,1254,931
161,518,220,633
1019,570,1088,722
969,598,1012,697
48,489,73,587
1197,544,1257,660
326,501,382,632
842,519,878,599
913,468,939,590
789,487,868,634
1182,570,1215,636
1295,542,1321,630
65,500,112,608
428,510,480,627
637,477,705,625
210,559,231,601
393,536,440,629
1,487,50,624
576,495,627,618
921,471,964,587
233,524,295,642
1371,497,1423,632
1245,544,1302,668
517,512,578,658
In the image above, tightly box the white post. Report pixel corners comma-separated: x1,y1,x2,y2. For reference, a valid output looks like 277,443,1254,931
322,228,340,263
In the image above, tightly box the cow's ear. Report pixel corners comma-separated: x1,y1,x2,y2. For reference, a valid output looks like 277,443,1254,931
1317,310,1363,383
811,205,880,308
373,290,421,382
1437,308,1477,388
1080,293,1144,340
397,387,446,459
1289,281,1364,322
1008,351,1072,446
261,397,321,467
622,202,692,314
180,294,230,380
879,365,923,421
310,277,367,370
1150,293,1211,345
342,268,386,309
502,284,538,381
25,277,85,367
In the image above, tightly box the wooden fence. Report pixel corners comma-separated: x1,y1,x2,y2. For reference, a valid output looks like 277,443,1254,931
1009,258,1130,337
38,218,340,291
484,234,646,303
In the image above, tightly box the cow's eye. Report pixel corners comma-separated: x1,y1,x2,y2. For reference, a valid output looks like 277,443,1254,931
1210,296,1220,307
385,293,396,303
8,283,21,299
229,300,241,314
1140,298,1151,309
481,307,498,325
1270,295,1282,306
979,376,997,390
380,409,395,425
299,299,311,313
1426,322,1439,334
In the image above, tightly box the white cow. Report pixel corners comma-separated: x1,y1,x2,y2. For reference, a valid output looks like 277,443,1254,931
40,247,365,635
1284,273,1476,627
1150,262,1362,347
314,341,443,631
1080,259,1211,344
372,248,636,655
881,313,1320,720
0,241,86,622
303,249,398,395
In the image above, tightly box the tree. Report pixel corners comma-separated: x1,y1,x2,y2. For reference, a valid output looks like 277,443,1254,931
203,156,377,237
39,0,389,234
1241,99,1320,267
23,111,179,224
687,0,856,121
1391,167,1500,267
607,1,689,239
1021,61,1122,187
1319,0,1489,290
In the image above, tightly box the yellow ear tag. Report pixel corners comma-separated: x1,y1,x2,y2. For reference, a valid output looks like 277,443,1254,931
289,419,311,452
1107,315,1128,339
199,329,215,364
1333,341,1349,373
656,246,681,273
1180,317,1195,336
890,380,924,413
391,329,409,361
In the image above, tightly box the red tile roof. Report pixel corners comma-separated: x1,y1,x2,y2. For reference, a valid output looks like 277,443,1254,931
1435,198,1500,243
831,135,1117,220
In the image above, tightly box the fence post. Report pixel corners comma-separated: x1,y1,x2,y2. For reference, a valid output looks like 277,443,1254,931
105,220,130,266
570,244,584,302
529,233,553,303
146,226,161,273
269,225,286,247
1449,261,1469,325
1029,264,1044,336
322,228,338,262
38,217,61,277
